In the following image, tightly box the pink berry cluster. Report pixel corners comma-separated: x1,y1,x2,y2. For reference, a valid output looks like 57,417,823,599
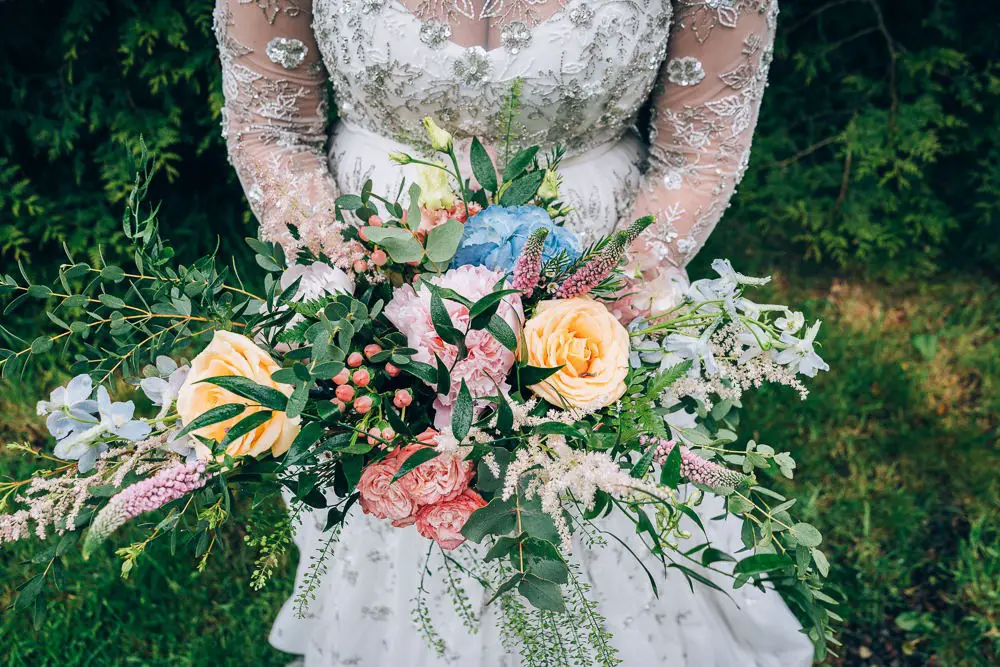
330,343,403,414
354,215,389,272
639,435,752,490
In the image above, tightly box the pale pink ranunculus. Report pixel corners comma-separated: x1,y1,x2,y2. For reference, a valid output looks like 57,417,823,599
414,489,487,550
405,201,483,238
394,432,475,506
384,265,523,428
357,457,416,527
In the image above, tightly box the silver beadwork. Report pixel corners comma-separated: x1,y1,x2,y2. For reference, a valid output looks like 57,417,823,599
362,0,385,13
666,56,705,86
419,21,452,49
265,37,308,70
568,3,595,26
500,21,532,54
452,47,492,87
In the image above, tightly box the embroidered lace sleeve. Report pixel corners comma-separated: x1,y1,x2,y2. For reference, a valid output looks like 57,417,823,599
214,0,350,264
628,0,778,307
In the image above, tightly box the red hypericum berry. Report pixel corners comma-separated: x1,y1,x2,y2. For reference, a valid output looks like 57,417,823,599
367,427,381,446
347,352,364,368
353,368,371,387
333,368,350,385
353,395,373,414
393,389,412,409
371,249,388,267
353,259,369,273
364,344,382,360
335,385,355,402
368,214,383,227
381,427,395,441
330,398,346,413
385,362,401,378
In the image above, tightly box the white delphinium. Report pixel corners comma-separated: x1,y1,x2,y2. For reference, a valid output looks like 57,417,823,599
281,260,355,301
771,320,829,378
775,310,805,335
37,374,99,442
140,356,190,422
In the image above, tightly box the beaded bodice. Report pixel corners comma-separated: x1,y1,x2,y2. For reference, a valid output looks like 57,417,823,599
313,0,672,157
214,0,778,314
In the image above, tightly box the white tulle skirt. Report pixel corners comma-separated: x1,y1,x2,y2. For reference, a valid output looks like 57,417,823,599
268,123,814,666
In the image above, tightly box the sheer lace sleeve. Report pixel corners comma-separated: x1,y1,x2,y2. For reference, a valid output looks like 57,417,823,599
214,0,350,264
628,0,778,306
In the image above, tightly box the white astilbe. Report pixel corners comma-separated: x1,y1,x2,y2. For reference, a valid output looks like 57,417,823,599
501,436,669,551
507,397,611,432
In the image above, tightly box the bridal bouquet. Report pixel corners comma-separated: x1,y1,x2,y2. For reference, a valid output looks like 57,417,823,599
0,120,837,661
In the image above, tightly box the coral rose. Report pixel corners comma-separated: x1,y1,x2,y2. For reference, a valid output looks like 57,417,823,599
415,489,486,550
176,331,300,458
522,297,630,409
357,457,417,527
395,431,475,505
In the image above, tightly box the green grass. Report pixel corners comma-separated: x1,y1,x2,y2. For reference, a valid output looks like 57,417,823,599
1,247,997,665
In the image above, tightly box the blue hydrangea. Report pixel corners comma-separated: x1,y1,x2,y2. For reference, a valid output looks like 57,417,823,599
451,205,581,272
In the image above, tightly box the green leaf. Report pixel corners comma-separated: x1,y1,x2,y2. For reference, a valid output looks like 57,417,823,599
647,360,693,397
282,422,327,466
452,380,473,441
392,447,440,482
518,364,562,387
518,574,565,612
461,497,519,542
468,289,522,330
362,226,424,264
487,314,518,351
30,337,53,355
430,291,465,347
485,573,523,606
26,284,52,299
174,403,245,439
811,548,830,577
733,553,792,576
484,534,523,561
98,293,125,309
401,360,437,385
630,445,657,478
220,410,273,448
502,146,539,182
660,444,682,488
434,355,451,396
406,183,422,232
499,170,545,207
470,137,498,192
198,375,289,411
100,265,125,283
424,218,465,263
790,522,823,548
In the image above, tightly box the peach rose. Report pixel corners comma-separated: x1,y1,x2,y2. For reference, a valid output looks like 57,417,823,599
415,489,487,550
521,297,630,409
358,458,417,527
395,430,475,505
176,330,300,458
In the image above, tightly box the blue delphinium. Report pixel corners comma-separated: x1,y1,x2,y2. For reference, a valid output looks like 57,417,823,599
451,205,581,272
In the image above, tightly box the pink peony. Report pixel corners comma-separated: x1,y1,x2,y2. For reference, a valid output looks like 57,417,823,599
357,457,416,527
384,265,523,428
395,430,475,505
415,489,487,550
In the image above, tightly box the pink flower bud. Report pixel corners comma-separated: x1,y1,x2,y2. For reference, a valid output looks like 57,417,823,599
353,259,369,273
335,385,355,402
364,344,382,359
353,368,371,387
333,368,350,385
330,398,346,413
393,389,412,409
371,249,388,266
381,427,395,441
368,214,383,227
385,363,401,378
359,228,369,242
367,427,381,446
353,395,373,414
348,352,364,368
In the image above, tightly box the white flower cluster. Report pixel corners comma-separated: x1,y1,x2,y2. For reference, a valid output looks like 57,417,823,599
632,259,829,422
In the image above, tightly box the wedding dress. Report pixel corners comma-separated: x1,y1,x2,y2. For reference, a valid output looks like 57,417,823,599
213,1,814,664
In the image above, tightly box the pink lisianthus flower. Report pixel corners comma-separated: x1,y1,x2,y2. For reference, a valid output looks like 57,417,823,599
404,201,483,238
395,430,475,505
357,455,416,527
384,265,523,428
415,489,487,550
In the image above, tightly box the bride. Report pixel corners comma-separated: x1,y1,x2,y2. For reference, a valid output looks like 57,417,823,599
212,0,813,664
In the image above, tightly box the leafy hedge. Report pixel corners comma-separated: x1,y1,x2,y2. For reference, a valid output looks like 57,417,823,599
1,0,998,278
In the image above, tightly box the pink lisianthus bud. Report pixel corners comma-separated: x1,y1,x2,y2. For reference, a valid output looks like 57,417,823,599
354,395,374,414
353,369,371,387
511,227,549,298
393,389,413,409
